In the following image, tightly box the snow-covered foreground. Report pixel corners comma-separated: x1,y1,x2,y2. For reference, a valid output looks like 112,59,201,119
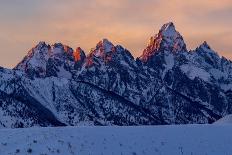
0,125,232,155
214,114,232,124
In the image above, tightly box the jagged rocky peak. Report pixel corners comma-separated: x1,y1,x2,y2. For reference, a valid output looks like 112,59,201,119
83,38,136,68
50,43,76,59
159,22,177,37
200,41,211,50
186,40,223,71
196,41,219,56
74,47,86,62
17,42,73,62
93,38,115,55
139,22,187,62
15,41,86,78
15,41,83,68
15,41,50,70
24,41,49,59
35,41,48,49
84,39,116,67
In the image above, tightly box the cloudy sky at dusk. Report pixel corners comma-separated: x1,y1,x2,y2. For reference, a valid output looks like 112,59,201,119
0,0,232,68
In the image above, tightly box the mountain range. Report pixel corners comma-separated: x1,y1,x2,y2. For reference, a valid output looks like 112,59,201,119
0,22,232,128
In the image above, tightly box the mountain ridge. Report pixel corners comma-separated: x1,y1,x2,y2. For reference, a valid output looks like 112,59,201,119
0,22,232,128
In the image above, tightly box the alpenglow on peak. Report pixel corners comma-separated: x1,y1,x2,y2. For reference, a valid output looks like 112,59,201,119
139,22,187,62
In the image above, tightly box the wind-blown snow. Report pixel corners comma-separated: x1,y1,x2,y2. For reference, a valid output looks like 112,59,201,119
165,53,174,70
57,66,72,79
162,53,174,78
1,125,232,155
180,64,211,81
221,84,232,91
209,68,227,80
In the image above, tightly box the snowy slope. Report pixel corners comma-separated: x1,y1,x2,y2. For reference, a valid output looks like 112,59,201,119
214,114,232,124
1,125,232,155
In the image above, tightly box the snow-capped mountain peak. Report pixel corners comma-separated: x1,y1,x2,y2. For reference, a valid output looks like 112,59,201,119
195,41,219,57
194,41,219,55
159,22,177,37
91,38,116,57
14,41,50,76
36,41,48,49
96,38,115,54
83,39,137,69
139,22,187,62
200,41,211,50
15,42,81,78
50,43,74,59
84,39,117,67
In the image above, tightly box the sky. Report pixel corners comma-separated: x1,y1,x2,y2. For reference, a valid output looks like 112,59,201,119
0,0,232,68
